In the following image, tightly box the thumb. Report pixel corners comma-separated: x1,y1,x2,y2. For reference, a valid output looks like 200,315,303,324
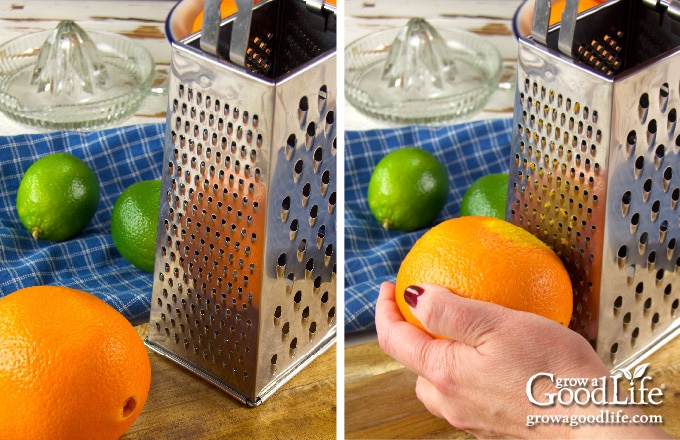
404,283,510,347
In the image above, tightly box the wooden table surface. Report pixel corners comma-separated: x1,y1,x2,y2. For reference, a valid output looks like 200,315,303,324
127,324,337,440
345,338,680,439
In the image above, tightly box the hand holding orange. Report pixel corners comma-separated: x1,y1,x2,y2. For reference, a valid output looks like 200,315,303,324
395,216,573,335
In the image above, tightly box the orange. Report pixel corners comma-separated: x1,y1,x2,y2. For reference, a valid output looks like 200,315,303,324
548,0,604,25
190,0,337,33
395,216,573,334
0,286,151,440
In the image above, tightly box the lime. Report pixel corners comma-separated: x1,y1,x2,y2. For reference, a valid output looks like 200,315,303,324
460,172,509,219
111,180,161,273
367,147,449,231
16,153,100,241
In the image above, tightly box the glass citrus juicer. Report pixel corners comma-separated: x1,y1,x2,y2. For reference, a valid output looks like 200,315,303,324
0,20,155,130
345,17,502,124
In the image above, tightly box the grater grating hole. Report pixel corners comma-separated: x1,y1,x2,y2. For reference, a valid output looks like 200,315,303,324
663,167,673,191
669,238,677,258
660,83,670,111
643,178,653,201
651,200,661,221
630,212,640,234
302,182,311,198
635,156,645,179
309,205,318,226
306,122,316,148
313,146,323,170
318,84,327,107
655,144,665,169
299,96,309,112
286,134,296,160
668,109,677,132
648,119,657,142
623,312,631,326
621,190,631,216
631,327,640,347
294,159,303,182
635,282,644,300
281,196,291,222
627,130,637,156
328,192,336,214
639,93,649,123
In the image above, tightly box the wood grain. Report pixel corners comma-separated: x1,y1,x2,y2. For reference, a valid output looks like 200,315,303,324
126,324,336,440
345,337,680,439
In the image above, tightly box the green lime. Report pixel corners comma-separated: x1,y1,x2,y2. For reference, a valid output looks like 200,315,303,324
367,147,449,231
111,180,161,273
460,172,509,219
16,153,100,241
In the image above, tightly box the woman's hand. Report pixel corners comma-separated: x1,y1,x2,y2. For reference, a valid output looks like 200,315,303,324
374,282,671,439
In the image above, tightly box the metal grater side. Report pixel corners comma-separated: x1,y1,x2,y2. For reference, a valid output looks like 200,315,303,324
508,45,613,351
147,44,277,403
598,60,680,368
509,0,680,370
255,54,337,399
146,0,336,406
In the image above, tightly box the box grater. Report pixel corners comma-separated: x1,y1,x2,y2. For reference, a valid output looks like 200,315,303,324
145,0,337,406
508,0,680,370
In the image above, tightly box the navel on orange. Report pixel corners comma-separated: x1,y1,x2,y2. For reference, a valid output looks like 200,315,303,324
395,216,573,333
0,286,151,440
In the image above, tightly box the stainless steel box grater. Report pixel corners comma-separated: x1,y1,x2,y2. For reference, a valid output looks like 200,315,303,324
146,0,337,406
508,0,680,370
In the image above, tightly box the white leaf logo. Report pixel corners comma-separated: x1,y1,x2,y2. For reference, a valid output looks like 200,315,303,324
614,368,633,382
633,363,650,380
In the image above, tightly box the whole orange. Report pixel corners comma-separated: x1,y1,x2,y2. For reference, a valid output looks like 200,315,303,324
0,286,151,440
395,216,573,333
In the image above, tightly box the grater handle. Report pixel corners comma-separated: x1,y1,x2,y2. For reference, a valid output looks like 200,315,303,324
557,0,579,57
530,0,552,46
199,0,253,67
229,0,253,67
644,0,680,34
200,0,222,56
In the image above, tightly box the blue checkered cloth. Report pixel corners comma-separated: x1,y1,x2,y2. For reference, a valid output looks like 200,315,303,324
0,123,166,324
345,118,513,333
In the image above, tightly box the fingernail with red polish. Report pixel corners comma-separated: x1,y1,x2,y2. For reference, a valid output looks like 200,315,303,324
404,285,424,308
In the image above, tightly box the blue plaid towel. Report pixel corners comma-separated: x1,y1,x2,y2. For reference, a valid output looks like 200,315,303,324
0,123,166,324
344,118,513,333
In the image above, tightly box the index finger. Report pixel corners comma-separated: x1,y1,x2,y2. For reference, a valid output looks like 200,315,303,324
375,282,463,379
